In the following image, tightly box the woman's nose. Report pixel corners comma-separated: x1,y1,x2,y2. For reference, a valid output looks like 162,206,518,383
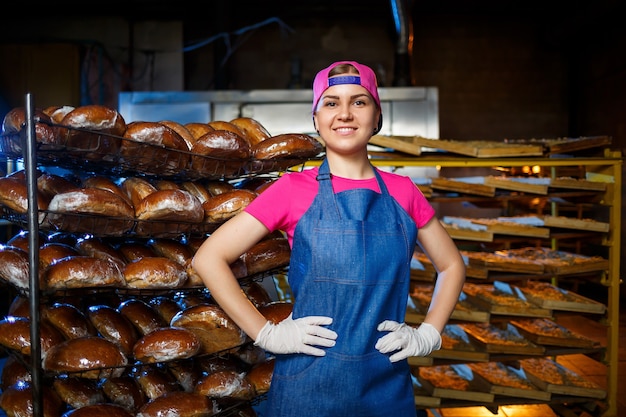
337,104,353,120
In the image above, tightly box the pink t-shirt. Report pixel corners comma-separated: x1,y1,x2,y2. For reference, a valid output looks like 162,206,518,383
245,166,435,246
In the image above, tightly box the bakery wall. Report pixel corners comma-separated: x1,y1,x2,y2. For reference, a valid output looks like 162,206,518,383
1,3,625,288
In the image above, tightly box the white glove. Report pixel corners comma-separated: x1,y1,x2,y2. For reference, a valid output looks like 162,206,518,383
254,314,338,356
375,321,442,363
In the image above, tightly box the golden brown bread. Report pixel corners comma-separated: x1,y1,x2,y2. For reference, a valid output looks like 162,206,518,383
59,104,126,159
0,316,65,356
0,355,31,390
194,369,255,400
247,358,274,395
252,133,324,160
62,403,136,417
123,257,189,289
166,360,202,392
44,256,126,290
208,120,247,139
205,180,235,196
42,336,128,379
0,382,63,417
241,236,291,276
122,121,191,174
0,245,32,289
153,179,180,191
42,105,74,124
122,177,158,209
133,366,181,400
117,242,155,262
159,120,196,150
242,281,272,307
148,239,193,266
2,107,58,145
148,296,182,324
184,122,214,140
7,295,30,318
39,243,79,270
180,181,211,204
87,304,139,357
190,130,251,177
52,377,105,409
75,236,126,269
82,175,133,207
101,376,146,413
134,189,204,222
230,116,272,146
258,301,294,324
37,172,79,199
42,302,96,340
201,188,257,223
0,176,50,217
136,391,218,417
170,304,246,355
133,326,201,363
118,299,169,336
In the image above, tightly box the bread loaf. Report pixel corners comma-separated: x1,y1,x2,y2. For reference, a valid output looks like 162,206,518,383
180,181,211,204
101,376,146,413
135,189,204,222
230,117,272,146
0,176,50,220
2,107,58,145
118,299,168,336
123,257,189,289
43,105,74,124
37,172,79,199
207,120,247,139
117,242,155,262
39,243,79,270
136,391,219,417
44,256,126,290
82,175,133,207
159,120,196,150
170,304,246,355
194,369,255,400
190,130,250,177
75,236,126,269
166,360,202,392
252,133,323,160
0,245,32,289
52,377,105,409
122,121,190,174
0,382,63,417
42,336,128,379
133,366,181,400
0,316,64,355
201,188,257,223
240,236,291,276
205,180,235,196
42,303,96,340
258,301,293,324
148,296,182,324
0,355,31,390
87,304,139,357
59,104,126,160
133,326,201,363
122,177,157,209
247,358,274,395
184,122,214,140
148,239,193,266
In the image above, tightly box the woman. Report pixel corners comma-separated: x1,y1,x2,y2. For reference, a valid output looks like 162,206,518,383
192,60,465,416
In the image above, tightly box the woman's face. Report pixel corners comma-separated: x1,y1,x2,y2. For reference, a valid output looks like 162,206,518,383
313,80,380,156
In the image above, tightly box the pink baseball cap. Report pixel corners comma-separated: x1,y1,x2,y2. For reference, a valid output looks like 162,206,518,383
312,61,382,132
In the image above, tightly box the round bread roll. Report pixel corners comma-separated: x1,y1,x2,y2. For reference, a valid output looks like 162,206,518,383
0,316,65,356
184,122,214,140
0,382,63,417
122,121,190,174
0,176,50,220
87,304,139,357
6,230,34,252
136,391,219,417
123,257,188,289
148,238,193,266
170,304,246,355
52,376,105,409
75,236,126,269
0,245,32,289
39,242,79,270
208,120,247,138
44,256,126,290
121,177,157,209
118,299,168,336
82,175,133,207
180,181,211,204
2,107,58,145
242,282,272,307
190,130,251,177
43,302,96,340
7,295,30,318
43,105,75,124
194,369,255,400
37,172,79,199
230,116,272,146
258,301,294,324
42,336,128,379
201,188,257,223
252,133,323,160
59,104,126,159
159,120,196,150
205,180,235,196
134,189,204,222
133,326,201,363
46,188,135,235
148,296,182,324
240,236,291,276
133,366,181,400
247,358,275,395
0,355,31,390
166,360,202,392
153,179,180,191
101,376,146,413
62,403,135,417
117,242,155,263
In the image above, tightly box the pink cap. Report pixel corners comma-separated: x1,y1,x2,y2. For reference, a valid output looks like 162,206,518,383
312,61,381,113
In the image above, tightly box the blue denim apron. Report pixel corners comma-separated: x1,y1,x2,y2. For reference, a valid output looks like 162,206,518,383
265,159,418,416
